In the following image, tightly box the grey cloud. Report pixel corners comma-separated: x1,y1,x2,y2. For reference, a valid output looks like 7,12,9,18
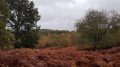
29,0,120,31
30,0,74,6
88,0,120,10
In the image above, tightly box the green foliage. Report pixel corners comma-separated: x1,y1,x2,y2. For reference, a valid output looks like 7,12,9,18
0,0,14,50
6,0,41,48
39,29,70,35
21,30,40,48
0,30,15,50
75,9,120,49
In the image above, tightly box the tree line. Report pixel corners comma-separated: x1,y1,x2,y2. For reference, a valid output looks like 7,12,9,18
1,0,120,50
39,29,70,35
37,9,120,50
36,31,78,48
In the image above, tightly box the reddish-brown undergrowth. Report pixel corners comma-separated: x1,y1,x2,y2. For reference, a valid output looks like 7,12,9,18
0,46,120,67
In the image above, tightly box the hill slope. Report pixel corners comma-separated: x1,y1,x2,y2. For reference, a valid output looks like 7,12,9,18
0,46,120,67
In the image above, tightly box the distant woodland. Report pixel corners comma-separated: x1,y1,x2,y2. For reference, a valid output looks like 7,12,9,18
1,0,120,50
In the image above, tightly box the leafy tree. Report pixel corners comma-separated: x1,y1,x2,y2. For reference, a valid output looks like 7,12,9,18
0,0,12,50
6,0,41,48
75,9,120,47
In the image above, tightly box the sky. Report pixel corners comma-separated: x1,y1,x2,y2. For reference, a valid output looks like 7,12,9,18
30,0,120,31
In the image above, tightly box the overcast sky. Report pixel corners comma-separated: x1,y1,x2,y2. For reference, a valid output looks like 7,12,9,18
30,0,120,31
